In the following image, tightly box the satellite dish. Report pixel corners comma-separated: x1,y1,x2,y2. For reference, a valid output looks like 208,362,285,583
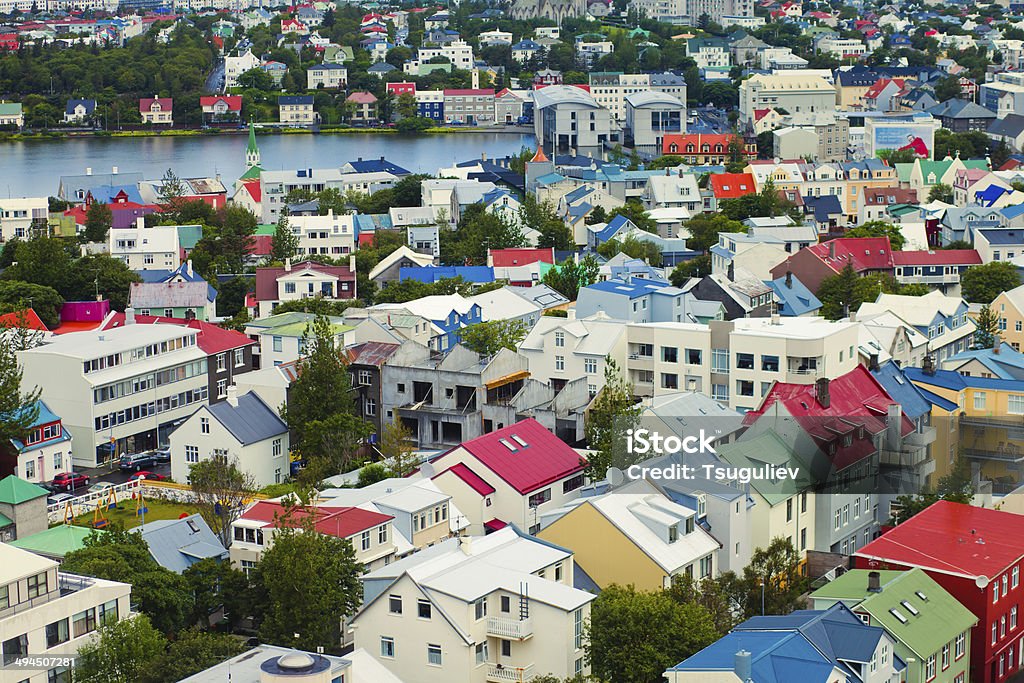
976,575,990,589
419,462,436,478
606,467,624,488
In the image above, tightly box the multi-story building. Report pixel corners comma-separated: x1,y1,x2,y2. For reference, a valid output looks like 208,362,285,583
253,258,357,318
139,96,172,125
739,72,835,124
811,568,977,683
661,133,756,165
10,401,73,486
990,285,1024,352
285,211,356,257
518,313,629,397
855,501,1024,683
0,197,48,242
533,85,619,157
244,312,354,369
575,279,722,325
18,324,209,467
857,290,975,362
108,218,181,271
442,89,495,125
688,0,754,25
224,48,261,89
347,342,400,436
770,236,895,295
413,40,474,70
278,95,316,125
890,249,980,297
413,89,444,121
0,543,133,683
624,91,686,155
260,168,399,222
350,527,594,683
589,73,652,121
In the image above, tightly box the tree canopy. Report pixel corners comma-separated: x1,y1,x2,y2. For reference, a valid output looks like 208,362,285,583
961,262,1021,304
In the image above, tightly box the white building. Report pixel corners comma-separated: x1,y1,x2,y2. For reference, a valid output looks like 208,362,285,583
739,72,836,124
168,387,289,487
18,324,209,467
108,218,181,271
588,73,652,121
350,527,594,683
180,645,408,683
518,313,629,398
287,211,356,257
260,168,399,222
534,85,619,157
0,543,132,683
224,48,261,89
307,63,348,90
244,312,354,368
0,197,48,242
626,91,686,155
409,41,474,71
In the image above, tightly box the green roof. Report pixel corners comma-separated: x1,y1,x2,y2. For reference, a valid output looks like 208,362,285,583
963,159,989,170
269,321,352,337
176,224,204,251
0,513,11,527
895,162,914,184
810,568,977,659
256,223,278,235
248,311,351,337
10,525,102,558
916,159,953,184
715,431,814,506
247,119,259,154
240,164,263,181
0,103,22,116
0,475,48,504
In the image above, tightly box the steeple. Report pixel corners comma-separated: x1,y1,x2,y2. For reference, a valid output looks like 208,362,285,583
245,118,260,169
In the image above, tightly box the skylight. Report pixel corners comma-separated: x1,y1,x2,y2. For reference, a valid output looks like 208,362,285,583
511,435,529,448
499,439,518,452
915,591,928,601
889,608,908,624
900,600,919,616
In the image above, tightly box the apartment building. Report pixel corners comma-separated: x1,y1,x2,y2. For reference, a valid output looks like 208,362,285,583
857,290,975,362
588,72,652,121
260,168,399,221
0,543,132,683
350,527,594,683
990,285,1024,352
18,325,209,467
278,95,316,125
442,89,495,125
230,499,397,573
518,314,629,397
739,72,836,124
623,316,861,411
286,211,356,257
244,312,354,368
413,40,474,71
108,219,181,271
625,91,686,155
575,279,723,325
533,85,620,157
0,197,48,242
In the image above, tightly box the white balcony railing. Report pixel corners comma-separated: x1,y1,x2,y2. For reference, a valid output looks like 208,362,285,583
486,616,533,640
486,664,535,682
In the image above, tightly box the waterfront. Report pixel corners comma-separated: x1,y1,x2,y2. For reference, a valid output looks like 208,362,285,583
0,131,536,197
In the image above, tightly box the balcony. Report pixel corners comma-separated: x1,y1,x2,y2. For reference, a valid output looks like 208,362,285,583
487,616,533,640
486,664,535,682
904,424,937,448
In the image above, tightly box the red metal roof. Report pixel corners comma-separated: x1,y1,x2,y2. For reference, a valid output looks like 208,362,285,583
806,237,894,274
139,97,172,112
346,341,400,367
254,261,355,301
241,501,393,539
101,313,254,355
709,173,757,199
436,463,496,496
200,95,242,111
347,91,378,104
661,133,753,157
455,418,584,494
241,180,261,203
745,365,912,471
0,309,48,332
892,249,981,266
856,500,1024,579
489,248,555,267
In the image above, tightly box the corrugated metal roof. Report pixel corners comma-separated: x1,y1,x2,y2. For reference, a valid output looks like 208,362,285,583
131,513,227,573
129,281,209,308
206,392,287,446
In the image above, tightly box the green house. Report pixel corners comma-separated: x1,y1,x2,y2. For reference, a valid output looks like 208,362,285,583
811,568,977,683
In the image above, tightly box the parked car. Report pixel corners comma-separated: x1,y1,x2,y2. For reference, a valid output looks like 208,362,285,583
128,471,167,482
87,482,114,495
119,451,157,472
51,472,89,492
154,446,171,463
46,492,75,507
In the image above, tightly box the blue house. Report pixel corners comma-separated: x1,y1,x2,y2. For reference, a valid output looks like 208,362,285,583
399,265,495,284
765,272,822,317
665,603,904,683
575,278,724,323
943,345,1024,380
374,295,483,352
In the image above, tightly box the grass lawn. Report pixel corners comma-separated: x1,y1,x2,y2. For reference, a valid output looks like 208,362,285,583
70,497,201,530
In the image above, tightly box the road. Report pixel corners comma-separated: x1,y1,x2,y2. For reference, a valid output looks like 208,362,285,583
205,59,225,94
70,461,172,487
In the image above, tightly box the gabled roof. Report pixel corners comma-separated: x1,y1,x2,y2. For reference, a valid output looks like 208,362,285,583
9,524,102,559
856,500,1024,580
437,462,495,496
440,418,584,495
240,500,393,539
199,95,242,111
869,360,932,420
766,273,822,316
255,261,355,301
101,314,254,355
129,281,209,309
203,391,287,446
709,172,756,199
805,237,894,273
64,98,96,115
488,248,555,267
0,309,48,332
0,475,48,504
131,513,228,573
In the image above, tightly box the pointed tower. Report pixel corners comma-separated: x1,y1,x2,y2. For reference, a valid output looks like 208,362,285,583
525,145,554,194
245,118,260,169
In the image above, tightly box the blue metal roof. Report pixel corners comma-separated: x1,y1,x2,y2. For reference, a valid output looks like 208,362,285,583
399,265,494,284
9,401,72,452
905,366,1024,391
131,513,228,574
65,99,96,115
916,385,959,412
89,184,144,204
583,278,672,299
975,228,1024,245
346,158,410,175
205,392,288,446
946,346,1024,380
593,214,632,244
1001,204,1024,221
766,274,821,317
871,361,931,419
278,95,313,105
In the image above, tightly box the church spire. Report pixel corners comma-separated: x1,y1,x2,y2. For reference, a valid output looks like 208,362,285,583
245,118,260,169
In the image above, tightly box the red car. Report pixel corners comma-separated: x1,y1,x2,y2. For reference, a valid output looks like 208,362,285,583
129,471,166,482
51,472,89,492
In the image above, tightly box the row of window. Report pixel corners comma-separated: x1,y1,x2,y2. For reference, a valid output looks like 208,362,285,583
93,359,207,404
93,385,208,432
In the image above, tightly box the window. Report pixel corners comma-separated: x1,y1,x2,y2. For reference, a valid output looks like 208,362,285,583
272,336,283,352
700,556,712,578
993,622,998,645
529,489,551,508
217,379,227,398
380,636,395,658
378,524,388,544
475,642,488,665
427,643,442,666
72,609,96,638
584,358,598,374
27,572,47,599
843,504,850,525
975,392,987,410
787,499,793,522
1015,566,1020,589
365,398,377,416
48,665,71,683
1004,574,1009,597
711,348,729,372
955,631,965,659
45,619,69,648
662,373,679,390
360,531,371,551
662,346,678,363
995,582,1001,603
501,595,511,613
1010,395,1024,415
185,445,199,463
272,439,282,457
2,634,26,665
200,417,210,434
925,654,935,680
98,599,118,626
555,332,564,347
686,348,702,364
555,356,564,371
761,355,779,372
574,608,584,649
736,352,754,370
941,643,950,670
854,497,860,518
834,508,842,531
474,598,487,620
418,599,432,619
234,348,244,366
562,474,584,494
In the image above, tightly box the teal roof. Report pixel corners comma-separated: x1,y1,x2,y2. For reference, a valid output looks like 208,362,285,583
0,475,48,504
10,525,102,558
0,103,22,116
176,224,204,251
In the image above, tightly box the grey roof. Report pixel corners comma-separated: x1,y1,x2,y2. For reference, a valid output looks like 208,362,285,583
131,513,227,573
206,391,288,446
927,99,995,120
129,281,209,309
989,114,1024,139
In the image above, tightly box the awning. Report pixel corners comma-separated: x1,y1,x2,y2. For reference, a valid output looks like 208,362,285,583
485,370,530,390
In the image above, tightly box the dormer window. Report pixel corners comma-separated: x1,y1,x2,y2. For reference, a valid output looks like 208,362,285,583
685,516,695,534
668,524,678,543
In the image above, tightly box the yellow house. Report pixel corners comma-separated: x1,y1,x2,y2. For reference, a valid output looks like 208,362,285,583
838,160,897,218
907,366,1024,487
537,479,720,591
990,285,1024,352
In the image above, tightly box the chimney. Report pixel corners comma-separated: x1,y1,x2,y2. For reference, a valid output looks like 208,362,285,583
867,571,882,592
785,270,793,288
771,313,780,325
994,337,1001,354
828,241,836,259
349,253,357,273
125,307,136,325
186,260,193,277
459,534,473,555
284,257,292,272
922,355,935,376
814,377,831,408
226,384,238,408
869,353,879,371
137,216,145,229
886,403,902,452
734,650,752,682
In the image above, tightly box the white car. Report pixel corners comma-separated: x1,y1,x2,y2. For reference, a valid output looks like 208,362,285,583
86,482,115,495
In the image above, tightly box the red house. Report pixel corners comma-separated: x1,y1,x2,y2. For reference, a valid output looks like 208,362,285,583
487,248,555,286
769,236,894,295
386,82,416,96
855,501,1024,683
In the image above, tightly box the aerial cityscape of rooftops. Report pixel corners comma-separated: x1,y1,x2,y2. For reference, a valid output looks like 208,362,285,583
8,0,1024,682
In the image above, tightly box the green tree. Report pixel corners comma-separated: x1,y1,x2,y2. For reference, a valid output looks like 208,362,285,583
683,213,746,253
739,538,808,617
75,614,165,683
961,261,1021,304
584,357,640,480
934,74,963,101
378,418,417,477
844,220,906,250
974,304,1001,348
669,254,711,285
817,264,900,320
214,205,258,274
84,201,113,243
188,457,257,549
281,315,371,484
396,91,418,119
357,462,390,487
1,236,74,293
608,200,657,234
270,213,299,262
928,183,954,204
459,319,528,356
238,66,274,91
542,255,600,301
597,233,663,267
144,629,245,683
158,168,188,218
215,276,250,319
0,280,63,329
520,195,574,251
586,584,718,683
256,517,364,652
65,254,142,310
440,204,526,265
666,573,744,637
